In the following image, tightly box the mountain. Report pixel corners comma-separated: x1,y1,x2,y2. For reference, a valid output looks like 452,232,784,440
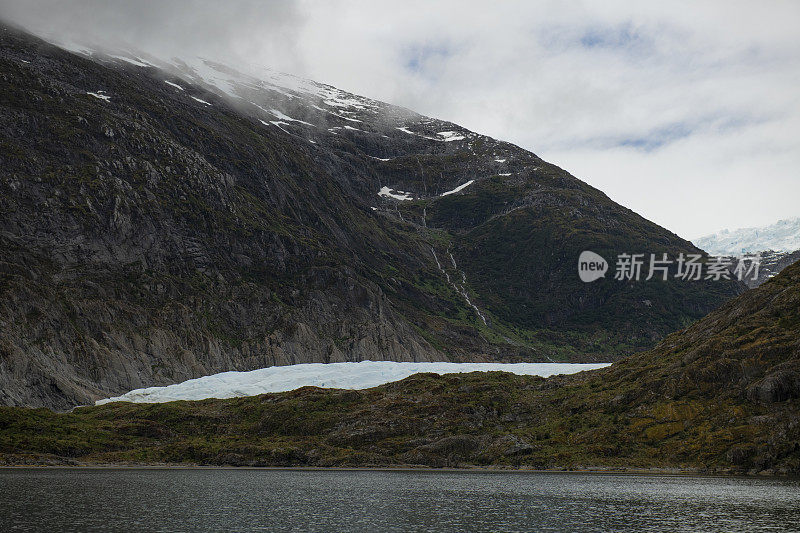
2,255,799,473
693,217,800,288
0,24,742,410
695,217,800,255
743,249,800,289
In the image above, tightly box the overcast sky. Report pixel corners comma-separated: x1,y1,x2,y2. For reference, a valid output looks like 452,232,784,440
3,0,799,238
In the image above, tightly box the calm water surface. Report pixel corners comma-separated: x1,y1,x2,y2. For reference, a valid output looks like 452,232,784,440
1,468,798,532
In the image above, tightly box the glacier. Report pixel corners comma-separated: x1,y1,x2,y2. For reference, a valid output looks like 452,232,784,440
96,361,610,405
695,217,800,255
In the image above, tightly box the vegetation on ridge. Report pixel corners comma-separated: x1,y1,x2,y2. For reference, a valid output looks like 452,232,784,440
1,261,798,474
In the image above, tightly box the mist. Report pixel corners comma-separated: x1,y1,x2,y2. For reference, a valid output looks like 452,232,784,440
0,0,305,73
2,0,799,237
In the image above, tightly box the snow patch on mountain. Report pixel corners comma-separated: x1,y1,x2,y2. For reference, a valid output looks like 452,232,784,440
311,104,362,122
86,91,110,101
378,186,414,201
267,108,314,126
261,120,292,134
694,217,800,255
441,180,475,196
437,131,466,141
180,58,241,98
109,54,151,67
96,361,611,404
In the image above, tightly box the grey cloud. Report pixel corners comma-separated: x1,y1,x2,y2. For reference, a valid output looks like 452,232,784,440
1,0,798,237
0,0,305,69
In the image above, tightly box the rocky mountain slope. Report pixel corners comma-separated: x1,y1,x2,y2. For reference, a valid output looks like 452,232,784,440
0,24,741,409
2,258,798,473
743,249,800,289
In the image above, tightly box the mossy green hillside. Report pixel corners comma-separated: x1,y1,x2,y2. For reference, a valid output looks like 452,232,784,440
2,261,798,473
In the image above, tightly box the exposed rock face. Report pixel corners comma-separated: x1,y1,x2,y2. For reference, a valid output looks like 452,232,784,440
745,250,800,288
0,271,438,409
0,24,742,409
747,368,800,404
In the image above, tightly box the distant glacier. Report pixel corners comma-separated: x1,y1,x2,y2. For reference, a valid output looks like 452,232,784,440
96,361,611,405
694,217,800,255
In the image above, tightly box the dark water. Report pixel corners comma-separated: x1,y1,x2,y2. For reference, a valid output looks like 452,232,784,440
1,468,798,532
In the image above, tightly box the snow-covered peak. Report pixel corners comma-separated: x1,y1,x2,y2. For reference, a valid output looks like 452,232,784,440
694,217,800,255
48,37,524,207
48,36,385,119
163,56,387,125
